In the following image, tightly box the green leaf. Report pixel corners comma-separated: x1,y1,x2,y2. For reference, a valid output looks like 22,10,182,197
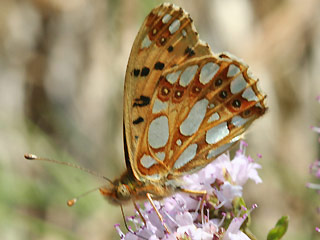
267,216,289,240
232,197,251,227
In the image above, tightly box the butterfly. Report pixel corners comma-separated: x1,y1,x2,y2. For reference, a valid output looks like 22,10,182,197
98,2,266,213
24,2,266,234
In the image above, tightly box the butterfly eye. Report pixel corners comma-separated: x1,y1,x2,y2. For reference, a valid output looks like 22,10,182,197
232,99,241,108
219,90,228,99
215,78,223,87
116,184,130,200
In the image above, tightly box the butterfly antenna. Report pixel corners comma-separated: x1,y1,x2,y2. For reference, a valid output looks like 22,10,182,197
24,153,113,184
67,186,103,207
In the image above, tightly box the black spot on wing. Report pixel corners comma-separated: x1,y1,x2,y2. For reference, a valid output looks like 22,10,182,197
167,45,173,52
141,67,150,77
232,99,241,108
133,95,150,107
219,90,228,99
154,62,165,70
188,15,193,23
133,69,140,77
133,117,144,125
215,78,223,87
184,47,195,57
160,37,166,46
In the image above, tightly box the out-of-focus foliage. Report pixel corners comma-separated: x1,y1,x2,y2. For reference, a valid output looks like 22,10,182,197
267,216,289,240
0,0,319,239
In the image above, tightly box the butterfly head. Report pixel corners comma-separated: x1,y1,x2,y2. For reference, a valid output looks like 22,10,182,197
99,180,131,205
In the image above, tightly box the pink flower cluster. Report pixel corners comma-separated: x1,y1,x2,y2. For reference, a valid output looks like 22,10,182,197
115,141,262,240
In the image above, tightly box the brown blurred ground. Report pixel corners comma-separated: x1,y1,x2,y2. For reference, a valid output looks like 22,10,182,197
0,0,319,239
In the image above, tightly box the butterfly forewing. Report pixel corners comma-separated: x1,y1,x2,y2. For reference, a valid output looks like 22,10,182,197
123,3,266,183
124,3,211,181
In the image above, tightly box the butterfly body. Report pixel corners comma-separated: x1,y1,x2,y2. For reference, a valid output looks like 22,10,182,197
100,170,178,204
100,3,266,205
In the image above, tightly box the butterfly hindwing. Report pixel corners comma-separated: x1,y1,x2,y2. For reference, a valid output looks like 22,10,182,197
165,54,266,176
123,3,266,182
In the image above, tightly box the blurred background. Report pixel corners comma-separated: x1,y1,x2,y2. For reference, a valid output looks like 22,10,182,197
0,0,319,239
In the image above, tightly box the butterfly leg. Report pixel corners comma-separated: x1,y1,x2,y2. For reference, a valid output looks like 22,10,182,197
180,188,207,217
133,200,146,226
146,193,171,234
120,204,134,233
120,204,149,240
